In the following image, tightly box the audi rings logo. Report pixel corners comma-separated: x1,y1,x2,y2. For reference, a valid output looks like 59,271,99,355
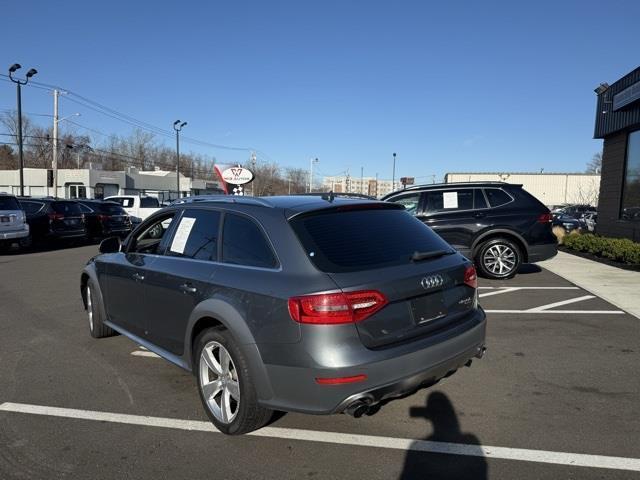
420,274,444,290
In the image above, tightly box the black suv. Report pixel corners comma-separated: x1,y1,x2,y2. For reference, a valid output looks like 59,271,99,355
382,182,557,279
18,197,87,244
82,195,486,434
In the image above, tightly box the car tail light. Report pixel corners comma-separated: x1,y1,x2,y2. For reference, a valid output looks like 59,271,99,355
315,374,367,385
537,213,552,223
288,290,388,324
464,265,478,289
48,213,64,221
97,214,108,222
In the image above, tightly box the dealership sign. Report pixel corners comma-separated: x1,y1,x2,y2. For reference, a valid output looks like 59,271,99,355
221,167,254,185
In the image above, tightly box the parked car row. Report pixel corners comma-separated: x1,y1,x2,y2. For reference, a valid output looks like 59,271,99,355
551,204,598,233
0,193,133,252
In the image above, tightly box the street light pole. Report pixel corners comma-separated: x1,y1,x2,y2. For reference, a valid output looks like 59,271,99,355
309,157,318,193
8,64,37,196
392,152,397,192
173,120,187,199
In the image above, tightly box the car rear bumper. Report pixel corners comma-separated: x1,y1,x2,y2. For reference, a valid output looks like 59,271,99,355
528,242,558,262
0,225,29,240
256,309,486,414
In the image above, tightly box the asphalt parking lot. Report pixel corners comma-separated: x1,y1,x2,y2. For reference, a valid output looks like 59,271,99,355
1,246,638,479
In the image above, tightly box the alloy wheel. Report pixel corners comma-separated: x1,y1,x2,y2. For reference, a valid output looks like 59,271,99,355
483,244,517,276
199,341,241,424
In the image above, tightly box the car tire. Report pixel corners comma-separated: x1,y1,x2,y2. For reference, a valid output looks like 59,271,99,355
86,280,115,338
19,234,32,250
195,328,272,435
475,237,522,279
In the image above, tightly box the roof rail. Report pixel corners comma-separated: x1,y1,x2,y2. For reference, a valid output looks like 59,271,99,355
295,192,377,201
171,195,274,208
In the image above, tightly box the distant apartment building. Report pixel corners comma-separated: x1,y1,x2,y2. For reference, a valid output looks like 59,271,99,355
322,176,398,198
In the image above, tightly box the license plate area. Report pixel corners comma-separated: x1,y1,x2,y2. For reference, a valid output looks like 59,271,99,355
411,292,447,325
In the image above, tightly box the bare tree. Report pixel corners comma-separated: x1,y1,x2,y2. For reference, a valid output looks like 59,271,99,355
586,151,602,174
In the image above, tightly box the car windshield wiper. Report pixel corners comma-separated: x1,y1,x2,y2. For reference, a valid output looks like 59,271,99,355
410,249,456,262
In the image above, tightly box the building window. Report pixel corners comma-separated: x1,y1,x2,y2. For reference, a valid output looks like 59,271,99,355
621,130,640,221
68,184,87,199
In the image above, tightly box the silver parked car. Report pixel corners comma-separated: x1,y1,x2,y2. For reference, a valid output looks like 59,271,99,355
0,193,30,251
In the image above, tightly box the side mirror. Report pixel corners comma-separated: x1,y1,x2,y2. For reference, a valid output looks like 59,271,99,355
99,236,122,254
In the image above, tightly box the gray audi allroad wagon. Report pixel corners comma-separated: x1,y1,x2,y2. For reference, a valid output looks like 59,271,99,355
81,195,486,434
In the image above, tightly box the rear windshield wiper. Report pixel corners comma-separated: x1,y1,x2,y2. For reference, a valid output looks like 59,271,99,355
410,249,456,262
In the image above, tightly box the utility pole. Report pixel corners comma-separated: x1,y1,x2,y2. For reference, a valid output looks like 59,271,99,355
309,157,318,193
52,89,59,198
8,64,37,196
251,151,257,196
360,166,364,195
173,120,187,199
392,152,397,192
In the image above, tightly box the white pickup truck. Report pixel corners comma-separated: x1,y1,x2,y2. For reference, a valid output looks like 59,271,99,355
104,195,161,224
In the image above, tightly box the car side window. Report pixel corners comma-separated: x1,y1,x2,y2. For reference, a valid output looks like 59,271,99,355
484,188,513,207
424,189,474,213
222,214,277,268
19,201,44,215
474,189,488,209
166,209,221,261
78,203,94,214
129,213,176,255
387,193,422,215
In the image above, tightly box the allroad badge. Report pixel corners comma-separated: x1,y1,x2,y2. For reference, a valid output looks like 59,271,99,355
420,274,444,290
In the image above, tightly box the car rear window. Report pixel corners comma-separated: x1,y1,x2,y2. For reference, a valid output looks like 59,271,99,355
140,197,159,208
99,203,127,215
108,197,134,208
290,207,451,273
51,202,83,215
0,196,20,210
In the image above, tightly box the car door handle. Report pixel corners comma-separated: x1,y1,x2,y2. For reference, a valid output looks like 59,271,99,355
132,272,145,282
179,283,197,294
473,212,487,218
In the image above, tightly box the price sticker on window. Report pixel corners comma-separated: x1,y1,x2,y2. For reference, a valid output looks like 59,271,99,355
443,191,459,209
170,217,196,254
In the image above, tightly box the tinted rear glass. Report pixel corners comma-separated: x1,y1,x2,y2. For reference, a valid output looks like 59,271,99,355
140,197,159,208
52,202,83,215
99,203,127,215
484,188,513,207
222,214,277,268
290,207,451,273
0,196,20,210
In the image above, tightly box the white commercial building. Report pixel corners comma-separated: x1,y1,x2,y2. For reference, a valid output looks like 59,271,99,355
322,176,397,198
0,166,222,201
444,172,601,207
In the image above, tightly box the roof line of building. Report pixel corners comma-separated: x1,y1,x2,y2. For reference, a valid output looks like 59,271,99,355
445,172,600,176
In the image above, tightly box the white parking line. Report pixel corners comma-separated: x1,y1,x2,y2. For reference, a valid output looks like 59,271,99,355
479,287,521,298
0,402,638,472
526,295,595,312
485,310,625,314
131,351,160,358
478,287,580,290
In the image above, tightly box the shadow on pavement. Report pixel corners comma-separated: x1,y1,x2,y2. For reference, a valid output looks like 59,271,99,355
517,263,542,274
399,391,487,480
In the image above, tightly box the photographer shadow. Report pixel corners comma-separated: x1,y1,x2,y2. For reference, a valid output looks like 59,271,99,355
399,391,487,480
